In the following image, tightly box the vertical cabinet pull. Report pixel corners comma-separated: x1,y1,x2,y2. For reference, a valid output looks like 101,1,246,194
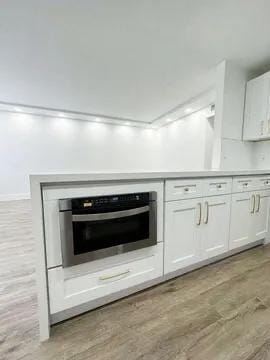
196,203,201,226
255,194,261,213
250,194,256,213
204,201,209,224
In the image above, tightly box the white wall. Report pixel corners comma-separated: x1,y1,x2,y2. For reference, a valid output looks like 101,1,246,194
252,140,270,169
220,139,255,170
212,61,250,169
0,110,208,200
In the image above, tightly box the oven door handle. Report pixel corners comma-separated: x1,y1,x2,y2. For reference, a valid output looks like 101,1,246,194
72,205,150,222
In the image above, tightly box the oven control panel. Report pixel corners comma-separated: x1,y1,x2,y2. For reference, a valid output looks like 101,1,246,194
73,193,150,210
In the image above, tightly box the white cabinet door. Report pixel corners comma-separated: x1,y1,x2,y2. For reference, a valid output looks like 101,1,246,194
253,190,270,241
201,195,231,259
229,192,254,250
164,199,201,274
243,73,270,140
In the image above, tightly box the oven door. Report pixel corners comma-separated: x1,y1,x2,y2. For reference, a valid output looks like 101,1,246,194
60,203,156,267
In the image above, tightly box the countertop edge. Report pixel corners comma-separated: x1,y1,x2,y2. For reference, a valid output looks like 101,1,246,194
29,169,270,186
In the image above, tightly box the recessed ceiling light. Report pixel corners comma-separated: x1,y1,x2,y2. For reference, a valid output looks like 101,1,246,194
58,112,65,117
125,121,131,126
166,118,172,123
185,108,193,114
95,117,101,122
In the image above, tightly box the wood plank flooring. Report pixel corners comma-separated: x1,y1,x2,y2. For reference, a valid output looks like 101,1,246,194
2,200,270,359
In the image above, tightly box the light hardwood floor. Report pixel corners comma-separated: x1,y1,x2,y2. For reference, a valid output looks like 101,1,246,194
2,200,270,360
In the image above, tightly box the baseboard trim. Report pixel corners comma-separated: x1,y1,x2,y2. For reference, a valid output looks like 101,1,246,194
0,193,30,201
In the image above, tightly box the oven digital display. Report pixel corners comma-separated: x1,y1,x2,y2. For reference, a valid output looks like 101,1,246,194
83,202,93,208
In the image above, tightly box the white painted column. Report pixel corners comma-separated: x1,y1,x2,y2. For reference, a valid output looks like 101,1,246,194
30,178,50,341
212,60,254,169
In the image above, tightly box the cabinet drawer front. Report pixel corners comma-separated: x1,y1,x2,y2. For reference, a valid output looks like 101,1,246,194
203,178,232,196
232,177,256,193
165,179,203,201
254,176,270,190
48,243,163,314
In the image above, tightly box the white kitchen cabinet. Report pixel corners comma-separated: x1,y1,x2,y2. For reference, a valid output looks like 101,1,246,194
253,190,270,241
229,190,270,249
164,195,231,274
164,199,201,273
229,192,254,249
165,179,203,201
201,195,230,259
48,243,163,314
243,72,270,140
165,177,232,201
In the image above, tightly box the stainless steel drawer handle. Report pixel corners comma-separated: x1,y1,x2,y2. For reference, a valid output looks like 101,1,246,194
72,205,149,222
184,187,189,192
99,270,130,282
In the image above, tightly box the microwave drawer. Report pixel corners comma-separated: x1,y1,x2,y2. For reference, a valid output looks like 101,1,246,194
48,243,163,315
165,179,203,201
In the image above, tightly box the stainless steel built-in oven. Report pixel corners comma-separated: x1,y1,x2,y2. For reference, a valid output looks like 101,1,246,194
59,192,157,267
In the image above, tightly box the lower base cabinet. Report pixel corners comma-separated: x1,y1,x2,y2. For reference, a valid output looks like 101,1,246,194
164,195,231,274
48,243,163,314
230,190,270,249
253,190,270,241
201,195,231,259
164,199,201,274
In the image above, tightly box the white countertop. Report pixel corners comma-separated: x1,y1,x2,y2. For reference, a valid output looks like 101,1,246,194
30,169,270,185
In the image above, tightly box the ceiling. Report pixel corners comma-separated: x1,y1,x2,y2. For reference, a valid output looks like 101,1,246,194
1,0,270,123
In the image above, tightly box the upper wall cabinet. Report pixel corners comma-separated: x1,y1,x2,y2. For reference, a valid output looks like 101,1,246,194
243,72,270,141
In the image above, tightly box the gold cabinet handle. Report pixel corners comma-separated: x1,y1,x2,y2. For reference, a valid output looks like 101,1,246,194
196,202,201,226
255,194,260,213
204,201,209,224
99,269,130,282
250,194,256,213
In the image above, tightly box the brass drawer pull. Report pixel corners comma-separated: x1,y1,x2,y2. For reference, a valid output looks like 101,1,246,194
99,270,130,282
204,201,209,224
255,195,260,213
196,203,202,226
250,194,256,213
